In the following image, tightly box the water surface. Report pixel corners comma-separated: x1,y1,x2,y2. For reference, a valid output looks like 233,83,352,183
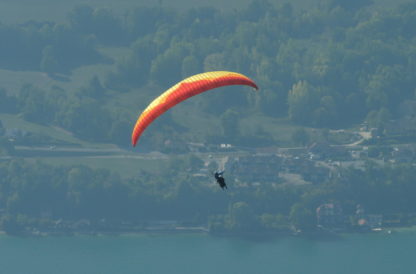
0,232,413,274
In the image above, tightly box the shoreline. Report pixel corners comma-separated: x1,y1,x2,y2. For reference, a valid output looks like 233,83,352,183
3,225,416,238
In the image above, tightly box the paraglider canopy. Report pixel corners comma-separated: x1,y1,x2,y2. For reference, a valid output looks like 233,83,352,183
131,71,258,146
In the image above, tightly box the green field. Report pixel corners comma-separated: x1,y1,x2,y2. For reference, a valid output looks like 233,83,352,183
0,113,120,148
0,63,115,96
31,156,168,178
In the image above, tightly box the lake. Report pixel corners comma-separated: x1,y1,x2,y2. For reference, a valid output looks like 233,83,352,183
0,232,413,274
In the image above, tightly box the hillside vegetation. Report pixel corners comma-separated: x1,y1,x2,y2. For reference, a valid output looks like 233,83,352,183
1,0,415,149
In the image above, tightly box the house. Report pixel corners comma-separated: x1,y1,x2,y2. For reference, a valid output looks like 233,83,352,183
356,214,383,229
355,204,382,229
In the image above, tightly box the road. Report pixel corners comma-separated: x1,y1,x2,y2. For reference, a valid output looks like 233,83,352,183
12,145,169,160
7,130,373,163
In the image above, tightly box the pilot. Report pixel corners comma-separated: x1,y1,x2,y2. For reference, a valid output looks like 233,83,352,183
214,171,227,190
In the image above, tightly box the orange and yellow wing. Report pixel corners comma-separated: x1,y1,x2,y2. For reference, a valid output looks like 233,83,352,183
131,71,258,146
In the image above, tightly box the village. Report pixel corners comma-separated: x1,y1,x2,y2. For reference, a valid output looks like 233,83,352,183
189,115,416,233
2,112,416,236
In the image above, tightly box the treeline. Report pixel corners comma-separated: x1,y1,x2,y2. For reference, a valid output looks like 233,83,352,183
0,1,415,144
1,158,416,234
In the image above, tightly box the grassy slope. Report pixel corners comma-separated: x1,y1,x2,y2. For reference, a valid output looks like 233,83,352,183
31,157,167,179
0,64,115,96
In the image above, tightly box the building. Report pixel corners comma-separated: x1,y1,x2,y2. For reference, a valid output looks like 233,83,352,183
355,204,382,229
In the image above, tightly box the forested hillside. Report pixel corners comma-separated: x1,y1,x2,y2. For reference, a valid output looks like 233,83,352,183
1,0,416,147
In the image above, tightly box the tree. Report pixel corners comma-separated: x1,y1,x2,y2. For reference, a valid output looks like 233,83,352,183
150,45,187,87
18,85,53,124
58,99,110,141
260,213,290,231
289,203,316,231
291,128,310,146
308,95,340,127
366,65,410,111
366,108,391,129
225,202,258,232
220,109,240,140
40,45,59,74
181,55,201,78
203,53,225,72
91,8,124,45
67,4,94,33
107,38,155,90
108,112,132,147
79,76,105,99
0,88,17,113
241,0,275,22
288,81,318,125
124,7,173,39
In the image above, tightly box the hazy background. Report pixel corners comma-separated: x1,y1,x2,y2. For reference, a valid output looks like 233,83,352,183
0,0,416,236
